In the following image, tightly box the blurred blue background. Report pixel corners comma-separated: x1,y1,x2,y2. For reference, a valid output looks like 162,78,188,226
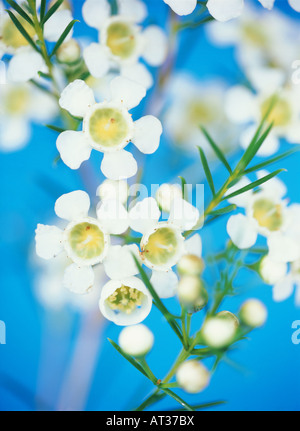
1,0,300,411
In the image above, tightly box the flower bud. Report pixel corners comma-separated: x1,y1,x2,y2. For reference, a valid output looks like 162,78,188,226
202,316,236,349
177,253,204,276
118,324,154,357
97,179,129,205
178,276,208,311
239,299,267,328
216,310,239,329
176,360,210,394
156,183,182,212
259,256,287,285
57,39,81,64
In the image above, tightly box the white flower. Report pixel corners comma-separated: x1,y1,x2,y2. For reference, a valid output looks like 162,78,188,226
82,0,168,89
1,2,74,82
156,183,183,212
57,77,162,180
99,276,152,325
207,0,299,22
118,324,154,356
224,83,300,154
207,7,300,75
202,316,237,348
239,299,267,327
0,81,57,152
56,39,81,64
35,190,129,294
163,0,197,16
97,179,129,205
164,74,239,155
226,173,300,262
176,360,210,394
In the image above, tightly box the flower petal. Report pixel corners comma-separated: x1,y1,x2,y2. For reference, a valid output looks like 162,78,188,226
83,43,110,78
55,190,90,221
225,177,252,208
121,63,153,90
44,9,73,42
132,115,162,154
8,50,46,82
168,198,199,231
184,234,202,257
35,224,64,260
227,214,257,249
63,263,95,294
59,80,95,118
225,86,257,123
0,117,30,152
259,0,275,9
103,244,140,279
150,270,178,298
82,0,111,29
260,255,287,285
207,0,244,22
142,26,168,66
109,76,146,110
289,0,300,11
101,149,138,180
129,197,161,235
163,0,197,15
273,275,294,302
56,131,92,169
97,199,129,234
117,0,147,22
267,233,300,263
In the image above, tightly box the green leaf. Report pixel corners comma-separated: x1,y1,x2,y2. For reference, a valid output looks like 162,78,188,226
107,338,149,379
50,19,79,58
45,124,66,133
42,0,64,24
5,0,34,26
244,147,300,174
40,0,46,23
132,255,184,345
160,388,195,412
224,169,285,200
168,400,227,411
198,146,216,196
178,176,188,201
209,204,237,217
6,10,40,53
200,126,232,174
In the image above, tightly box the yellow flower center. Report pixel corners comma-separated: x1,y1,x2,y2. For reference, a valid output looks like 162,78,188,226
188,100,215,126
5,87,30,114
106,285,145,314
143,227,179,266
261,96,292,127
242,22,268,47
106,21,136,59
88,107,129,148
2,17,35,49
252,198,283,231
68,222,105,260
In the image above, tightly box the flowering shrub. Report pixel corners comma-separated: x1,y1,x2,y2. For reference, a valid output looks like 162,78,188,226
2,0,300,411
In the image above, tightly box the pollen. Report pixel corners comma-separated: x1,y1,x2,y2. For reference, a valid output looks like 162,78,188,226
88,107,129,148
106,285,145,314
68,222,105,260
252,198,283,231
106,21,136,59
142,227,178,266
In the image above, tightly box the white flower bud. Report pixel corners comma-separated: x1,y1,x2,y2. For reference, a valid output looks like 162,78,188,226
118,324,154,357
259,256,287,285
216,310,239,329
177,254,204,276
156,183,182,212
57,39,81,64
202,316,236,349
97,179,129,205
176,360,210,394
178,276,208,310
239,299,267,328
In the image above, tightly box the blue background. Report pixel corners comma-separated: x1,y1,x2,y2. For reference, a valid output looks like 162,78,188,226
1,0,300,411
